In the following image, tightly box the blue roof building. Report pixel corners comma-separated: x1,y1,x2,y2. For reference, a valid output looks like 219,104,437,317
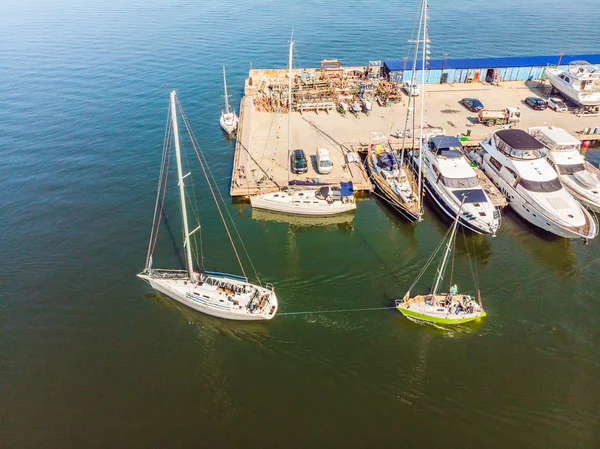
383,54,600,84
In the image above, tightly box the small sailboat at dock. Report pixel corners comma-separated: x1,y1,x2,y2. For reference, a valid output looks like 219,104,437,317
220,66,239,135
396,201,486,325
139,91,277,321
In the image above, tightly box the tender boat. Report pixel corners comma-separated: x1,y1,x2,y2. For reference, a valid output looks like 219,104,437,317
365,132,420,221
531,126,600,212
139,91,277,321
220,66,239,135
396,201,486,325
545,61,600,108
411,135,501,235
477,129,597,240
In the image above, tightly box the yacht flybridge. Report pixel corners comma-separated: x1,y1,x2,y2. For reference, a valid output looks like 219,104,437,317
139,91,278,321
412,136,501,235
531,126,600,212
545,61,600,108
476,129,597,241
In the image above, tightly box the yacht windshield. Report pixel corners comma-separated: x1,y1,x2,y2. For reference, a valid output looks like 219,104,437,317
557,163,585,175
441,176,479,189
519,177,562,193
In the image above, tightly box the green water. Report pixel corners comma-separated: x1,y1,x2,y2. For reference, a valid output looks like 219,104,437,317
2,0,600,447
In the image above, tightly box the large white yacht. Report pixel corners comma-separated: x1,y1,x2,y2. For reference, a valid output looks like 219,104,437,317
411,135,501,235
531,126,600,212
545,61,600,108
477,129,597,240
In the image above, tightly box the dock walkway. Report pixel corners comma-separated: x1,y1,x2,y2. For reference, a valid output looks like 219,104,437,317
230,77,600,198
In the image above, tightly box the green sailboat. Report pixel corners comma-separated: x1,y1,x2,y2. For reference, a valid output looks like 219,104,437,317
396,202,487,325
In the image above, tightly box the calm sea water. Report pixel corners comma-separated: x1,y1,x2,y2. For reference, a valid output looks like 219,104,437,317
1,1,599,447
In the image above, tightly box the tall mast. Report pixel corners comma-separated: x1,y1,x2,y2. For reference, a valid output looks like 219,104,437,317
432,200,463,296
223,66,230,115
416,0,428,219
170,91,195,280
287,35,293,186
400,0,425,166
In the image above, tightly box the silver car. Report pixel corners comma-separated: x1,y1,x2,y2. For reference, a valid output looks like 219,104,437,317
547,97,568,112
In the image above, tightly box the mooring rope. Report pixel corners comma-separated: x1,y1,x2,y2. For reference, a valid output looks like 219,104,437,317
278,306,397,316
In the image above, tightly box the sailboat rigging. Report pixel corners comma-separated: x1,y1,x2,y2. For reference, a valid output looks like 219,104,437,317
139,91,278,321
364,1,425,222
395,199,486,325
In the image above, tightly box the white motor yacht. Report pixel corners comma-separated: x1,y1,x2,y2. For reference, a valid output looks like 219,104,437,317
545,61,600,108
477,129,597,240
411,135,501,235
531,126,600,212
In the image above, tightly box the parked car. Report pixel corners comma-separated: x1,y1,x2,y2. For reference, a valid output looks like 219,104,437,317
291,149,308,174
525,97,547,110
460,97,484,112
402,81,420,96
316,148,333,174
547,97,568,112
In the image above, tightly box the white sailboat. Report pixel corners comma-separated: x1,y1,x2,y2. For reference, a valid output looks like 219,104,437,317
250,37,356,216
396,201,486,325
139,91,278,321
477,129,597,241
220,66,239,135
407,0,500,235
531,126,600,212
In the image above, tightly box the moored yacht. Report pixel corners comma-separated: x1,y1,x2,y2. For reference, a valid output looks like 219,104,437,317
365,132,420,221
411,136,501,235
477,129,597,240
531,126,600,212
220,66,239,135
249,37,357,217
251,183,356,216
545,61,600,108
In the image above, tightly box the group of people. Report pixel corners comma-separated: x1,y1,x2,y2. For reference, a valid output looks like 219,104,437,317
446,285,475,315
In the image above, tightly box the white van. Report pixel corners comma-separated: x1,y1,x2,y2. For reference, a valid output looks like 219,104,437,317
316,148,333,174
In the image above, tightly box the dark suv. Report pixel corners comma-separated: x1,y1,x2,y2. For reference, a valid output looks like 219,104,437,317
291,149,308,174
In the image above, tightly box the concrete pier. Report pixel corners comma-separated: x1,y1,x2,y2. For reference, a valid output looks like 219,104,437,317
231,74,600,197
